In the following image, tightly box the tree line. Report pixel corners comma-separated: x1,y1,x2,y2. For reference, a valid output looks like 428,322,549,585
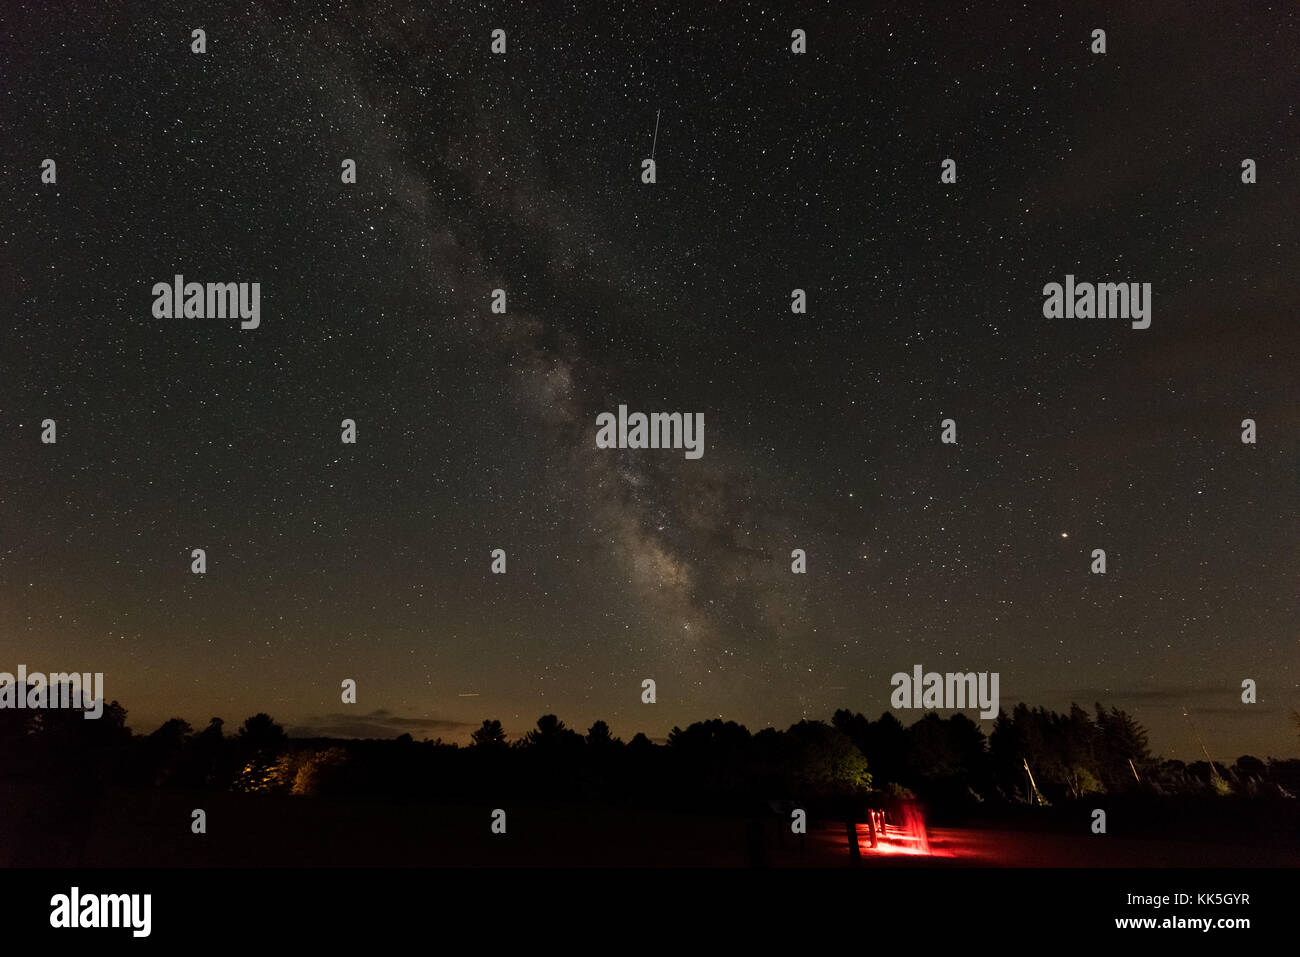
3,692,1298,813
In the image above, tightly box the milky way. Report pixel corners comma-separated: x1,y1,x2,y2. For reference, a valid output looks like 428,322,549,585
2,1,1297,758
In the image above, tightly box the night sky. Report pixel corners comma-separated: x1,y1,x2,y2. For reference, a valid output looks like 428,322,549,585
2,1,1297,760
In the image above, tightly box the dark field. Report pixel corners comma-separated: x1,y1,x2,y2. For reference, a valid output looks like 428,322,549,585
5,784,1297,868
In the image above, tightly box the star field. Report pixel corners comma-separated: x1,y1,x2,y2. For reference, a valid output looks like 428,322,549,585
1,0,1297,758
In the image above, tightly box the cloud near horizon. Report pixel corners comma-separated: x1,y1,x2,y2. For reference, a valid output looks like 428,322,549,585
287,709,475,741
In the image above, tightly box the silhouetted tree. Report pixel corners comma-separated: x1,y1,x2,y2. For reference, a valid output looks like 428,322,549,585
232,714,289,792
1059,703,1102,798
237,713,287,751
149,717,193,747
145,718,193,785
526,714,583,751
471,719,507,749
863,711,909,787
586,720,620,747
183,717,230,787
1235,755,1266,778
832,709,870,751
1095,703,1152,792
